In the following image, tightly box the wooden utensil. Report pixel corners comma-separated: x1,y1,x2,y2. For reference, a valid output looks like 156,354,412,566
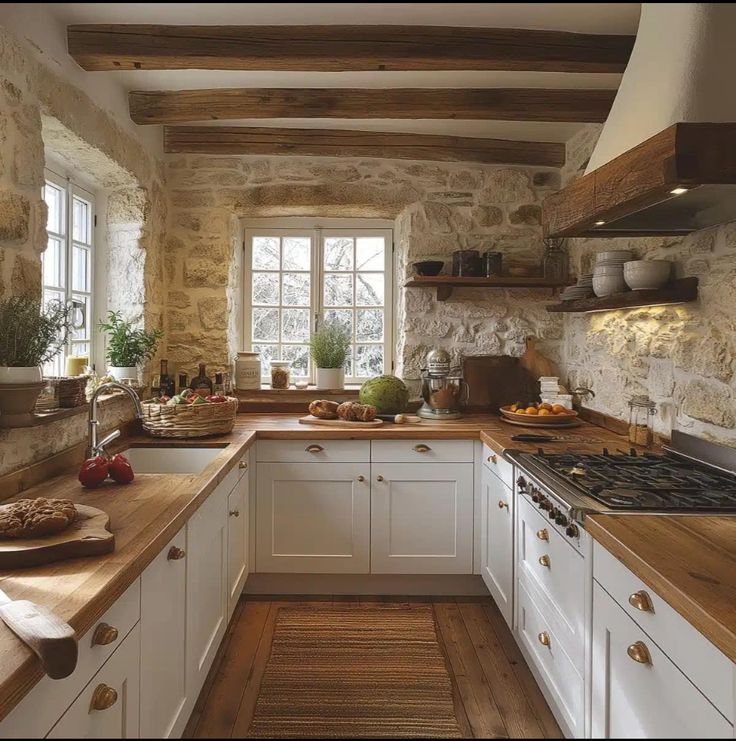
0,505,114,570
519,337,559,381
298,415,384,428
0,589,78,679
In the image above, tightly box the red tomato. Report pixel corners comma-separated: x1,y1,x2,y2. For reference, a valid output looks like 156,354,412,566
108,453,135,485
206,395,227,403
78,456,109,488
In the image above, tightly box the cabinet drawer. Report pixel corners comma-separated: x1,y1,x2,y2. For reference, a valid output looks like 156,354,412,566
592,582,732,738
482,444,514,488
47,624,141,739
257,439,369,463
517,496,585,670
371,439,474,463
0,579,141,739
594,541,734,722
517,581,584,738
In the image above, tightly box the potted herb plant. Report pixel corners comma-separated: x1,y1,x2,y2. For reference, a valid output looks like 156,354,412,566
0,294,71,426
98,311,163,382
309,322,351,390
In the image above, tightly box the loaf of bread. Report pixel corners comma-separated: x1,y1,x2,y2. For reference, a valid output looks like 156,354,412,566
0,498,77,540
308,399,340,419
336,401,377,422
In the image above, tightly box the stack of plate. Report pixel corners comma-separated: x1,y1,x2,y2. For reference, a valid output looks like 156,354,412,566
593,250,632,296
560,273,594,301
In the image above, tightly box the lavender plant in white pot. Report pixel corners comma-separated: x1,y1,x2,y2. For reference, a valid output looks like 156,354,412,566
309,322,350,390
0,294,70,426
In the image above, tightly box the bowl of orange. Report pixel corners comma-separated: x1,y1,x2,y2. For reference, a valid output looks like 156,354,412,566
499,402,579,426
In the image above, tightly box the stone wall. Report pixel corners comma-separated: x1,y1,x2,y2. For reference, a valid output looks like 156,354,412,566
560,125,736,445
164,155,564,387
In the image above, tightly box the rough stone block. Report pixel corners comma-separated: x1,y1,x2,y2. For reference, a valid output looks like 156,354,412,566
509,204,542,226
198,296,228,331
0,190,30,242
681,379,735,428
184,258,229,288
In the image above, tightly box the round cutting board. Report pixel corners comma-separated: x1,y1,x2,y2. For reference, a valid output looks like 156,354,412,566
0,505,114,570
500,416,582,429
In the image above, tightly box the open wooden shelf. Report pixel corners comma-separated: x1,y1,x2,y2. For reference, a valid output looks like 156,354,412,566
404,275,570,301
546,277,699,313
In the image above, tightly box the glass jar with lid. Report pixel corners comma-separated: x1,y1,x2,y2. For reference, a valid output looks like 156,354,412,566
270,360,292,390
542,238,568,281
628,395,657,448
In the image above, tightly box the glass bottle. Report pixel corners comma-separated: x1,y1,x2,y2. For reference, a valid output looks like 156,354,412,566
159,359,175,397
542,238,568,281
190,363,213,396
628,395,657,448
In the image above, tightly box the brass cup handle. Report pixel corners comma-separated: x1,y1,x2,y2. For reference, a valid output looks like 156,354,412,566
239,461,248,470
305,444,324,453
538,554,551,568
229,509,240,518
627,641,652,665
498,500,508,509
413,444,431,453
488,454,498,464
168,546,186,561
377,475,384,482
357,475,365,482
90,684,118,712
628,590,654,613
536,528,549,541
92,623,119,647
538,631,551,648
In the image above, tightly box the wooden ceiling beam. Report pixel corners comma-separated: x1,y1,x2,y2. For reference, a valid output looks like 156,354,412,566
163,125,565,167
130,87,615,125
68,24,634,73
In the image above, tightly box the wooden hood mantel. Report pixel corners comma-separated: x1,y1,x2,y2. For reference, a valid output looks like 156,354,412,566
542,122,736,237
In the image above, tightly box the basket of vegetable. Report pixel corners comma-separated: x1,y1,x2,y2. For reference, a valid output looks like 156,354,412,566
142,389,238,438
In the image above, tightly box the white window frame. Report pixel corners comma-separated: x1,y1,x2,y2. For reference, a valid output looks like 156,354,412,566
242,219,394,385
42,167,96,376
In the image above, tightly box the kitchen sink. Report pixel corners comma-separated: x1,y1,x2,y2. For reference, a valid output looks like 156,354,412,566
122,445,225,474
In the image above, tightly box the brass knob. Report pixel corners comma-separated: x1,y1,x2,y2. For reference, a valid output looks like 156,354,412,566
377,475,384,482
229,509,240,517
239,461,248,470
168,546,186,561
305,444,324,453
538,631,551,648
536,528,549,541
538,554,551,568
90,684,118,712
498,500,508,509
92,623,118,647
627,641,652,665
357,475,365,482
628,590,654,613
413,444,431,453
488,454,498,464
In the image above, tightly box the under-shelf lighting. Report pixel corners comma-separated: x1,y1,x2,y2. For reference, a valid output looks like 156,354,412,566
594,220,606,226
670,186,689,195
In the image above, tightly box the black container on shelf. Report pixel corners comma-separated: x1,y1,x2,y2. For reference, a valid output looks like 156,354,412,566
483,251,503,277
452,250,482,277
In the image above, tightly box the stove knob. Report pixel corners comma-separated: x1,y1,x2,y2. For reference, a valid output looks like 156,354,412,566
539,499,551,511
547,507,557,520
566,523,579,539
517,476,527,492
531,489,540,503
555,513,568,527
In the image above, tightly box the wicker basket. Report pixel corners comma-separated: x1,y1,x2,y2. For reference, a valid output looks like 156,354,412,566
141,396,238,438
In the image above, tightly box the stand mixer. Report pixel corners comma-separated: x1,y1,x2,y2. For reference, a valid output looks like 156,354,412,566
418,348,468,421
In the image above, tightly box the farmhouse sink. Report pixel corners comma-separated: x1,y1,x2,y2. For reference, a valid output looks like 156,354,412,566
122,445,225,475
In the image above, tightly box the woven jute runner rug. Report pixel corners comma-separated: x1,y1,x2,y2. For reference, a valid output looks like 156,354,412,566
247,605,464,738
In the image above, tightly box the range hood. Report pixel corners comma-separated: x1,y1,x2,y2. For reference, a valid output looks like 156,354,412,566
543,3,736,238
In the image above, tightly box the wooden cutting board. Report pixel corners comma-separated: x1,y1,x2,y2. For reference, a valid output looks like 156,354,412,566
298,415,384,428
0,505,114,570
519,337,560,381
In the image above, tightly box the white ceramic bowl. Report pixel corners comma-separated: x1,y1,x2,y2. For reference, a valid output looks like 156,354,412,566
593,273,627,297
623,260,671,290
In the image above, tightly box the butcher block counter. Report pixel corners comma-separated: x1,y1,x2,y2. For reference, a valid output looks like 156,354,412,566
1,412,735,722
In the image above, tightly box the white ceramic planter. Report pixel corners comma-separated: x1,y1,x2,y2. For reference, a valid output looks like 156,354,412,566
0,366,42,384
315,367,345,390
108,366,138,382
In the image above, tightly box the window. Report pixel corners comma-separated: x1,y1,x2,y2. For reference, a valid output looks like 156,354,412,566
42,170,95,376
243,225,393,384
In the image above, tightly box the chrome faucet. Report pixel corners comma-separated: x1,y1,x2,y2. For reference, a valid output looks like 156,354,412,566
88,382,144,458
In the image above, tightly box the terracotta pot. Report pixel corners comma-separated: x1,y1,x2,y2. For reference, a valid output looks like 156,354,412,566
0,367,46,427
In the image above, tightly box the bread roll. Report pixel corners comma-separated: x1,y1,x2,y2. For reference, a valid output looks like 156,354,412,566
337,401,377,422
308,399,340,419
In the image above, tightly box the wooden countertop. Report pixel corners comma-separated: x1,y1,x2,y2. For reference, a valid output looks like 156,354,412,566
586,514,736,665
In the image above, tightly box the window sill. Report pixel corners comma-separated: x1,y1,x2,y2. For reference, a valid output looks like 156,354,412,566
235,386,360,412
24,391,133,429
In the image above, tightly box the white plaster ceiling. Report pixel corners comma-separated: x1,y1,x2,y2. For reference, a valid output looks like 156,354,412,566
31,3,642,143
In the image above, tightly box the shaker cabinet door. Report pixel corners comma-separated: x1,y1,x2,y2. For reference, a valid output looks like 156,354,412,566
227,475,249,618
371,462,474,574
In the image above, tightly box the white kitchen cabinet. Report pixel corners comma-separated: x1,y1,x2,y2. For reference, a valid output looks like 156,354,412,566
139,529,188,739
256,462,370,573
186,479,228,695
591,582,732,739
47,625,141,739
371,462,474,574
480,460,514,626
227,472,249,619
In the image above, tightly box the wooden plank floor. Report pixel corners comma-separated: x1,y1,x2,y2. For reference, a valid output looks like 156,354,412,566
184,596,562,739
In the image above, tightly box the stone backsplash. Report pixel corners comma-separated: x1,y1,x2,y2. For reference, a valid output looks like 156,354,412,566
559,125,736,445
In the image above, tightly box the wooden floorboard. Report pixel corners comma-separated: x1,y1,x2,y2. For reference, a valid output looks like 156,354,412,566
188,596,562,739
